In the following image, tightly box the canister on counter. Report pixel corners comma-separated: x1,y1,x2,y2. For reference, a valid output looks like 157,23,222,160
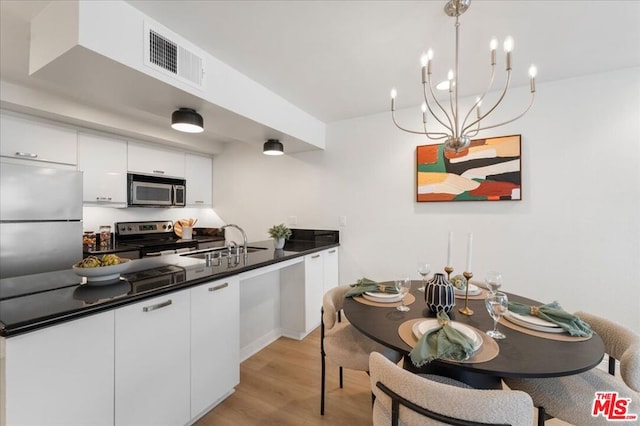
83,231,96,249
99,225,111,249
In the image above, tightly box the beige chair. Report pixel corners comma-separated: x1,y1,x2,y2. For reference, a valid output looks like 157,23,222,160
321,285,402,415
370,352,534,426
504,311,640,426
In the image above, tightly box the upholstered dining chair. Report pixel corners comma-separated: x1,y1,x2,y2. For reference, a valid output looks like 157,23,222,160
503,311,640,426
369,352,535,426
321,285,403,415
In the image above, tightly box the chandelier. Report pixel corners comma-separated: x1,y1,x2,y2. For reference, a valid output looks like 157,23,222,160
390,0,537,153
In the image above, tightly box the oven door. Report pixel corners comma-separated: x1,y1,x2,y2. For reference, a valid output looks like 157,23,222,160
129,181,173,206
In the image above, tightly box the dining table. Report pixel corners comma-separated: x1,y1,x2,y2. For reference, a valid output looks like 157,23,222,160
342,280,605,389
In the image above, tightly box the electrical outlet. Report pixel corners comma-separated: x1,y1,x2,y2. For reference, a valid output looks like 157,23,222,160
339,216,347,226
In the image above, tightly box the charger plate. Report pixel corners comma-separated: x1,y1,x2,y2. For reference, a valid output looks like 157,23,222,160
398,318,499,364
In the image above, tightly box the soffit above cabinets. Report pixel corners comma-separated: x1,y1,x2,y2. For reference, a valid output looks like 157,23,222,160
4,0,325,155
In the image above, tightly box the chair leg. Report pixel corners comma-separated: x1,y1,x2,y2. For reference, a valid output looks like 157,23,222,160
339,366,343,388
321,353,326,415
537,406,546,426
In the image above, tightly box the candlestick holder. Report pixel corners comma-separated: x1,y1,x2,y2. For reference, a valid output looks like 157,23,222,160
459,271,474,316
444,266,453,280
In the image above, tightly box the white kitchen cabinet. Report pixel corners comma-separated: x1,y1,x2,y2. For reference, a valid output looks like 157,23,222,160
185,153,213,207
190,276,240,418
0,110,77,166
78,131,127,207
115,291,191,426
323,247,339,294
128,141,185,178
280,248,339,339
2,311,115,426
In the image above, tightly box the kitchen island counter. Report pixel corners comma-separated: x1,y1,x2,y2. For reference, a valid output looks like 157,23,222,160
0,236,339,337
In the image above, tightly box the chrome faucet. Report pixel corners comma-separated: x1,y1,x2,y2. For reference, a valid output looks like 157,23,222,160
221,224,248,257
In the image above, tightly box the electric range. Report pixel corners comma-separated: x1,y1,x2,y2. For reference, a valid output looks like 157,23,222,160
114,220,199,257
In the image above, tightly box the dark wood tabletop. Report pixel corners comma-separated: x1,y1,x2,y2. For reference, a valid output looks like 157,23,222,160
343,281,605,389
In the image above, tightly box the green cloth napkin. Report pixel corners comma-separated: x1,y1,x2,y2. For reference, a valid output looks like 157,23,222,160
409,310,477,367
507,301,592,337
344,277,399,298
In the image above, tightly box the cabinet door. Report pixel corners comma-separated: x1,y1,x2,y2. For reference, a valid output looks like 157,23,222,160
323,247,339,294
191,277,240,417
128,142,185,178
3,311,115,426
0,111,77,166
78,132,127,206
115,291,190,426
304,252,324,332
185,153,213,206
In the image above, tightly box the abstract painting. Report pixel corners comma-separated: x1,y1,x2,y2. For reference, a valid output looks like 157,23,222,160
416,134,521,202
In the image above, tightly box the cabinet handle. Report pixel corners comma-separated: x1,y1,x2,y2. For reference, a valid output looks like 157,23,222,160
142,299,172,312
328,249,336,254
208,282,229,292
96,196,112,201
152,170,165,175
15,152,38,158
311,254,321,259
195,200,204,204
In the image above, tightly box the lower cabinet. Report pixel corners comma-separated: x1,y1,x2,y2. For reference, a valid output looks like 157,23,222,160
2,311,115,426
190,277,240,418
115,291,191,426
280,247,340,338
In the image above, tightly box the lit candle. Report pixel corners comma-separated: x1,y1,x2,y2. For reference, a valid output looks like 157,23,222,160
465,233,473,272
447,231,453,267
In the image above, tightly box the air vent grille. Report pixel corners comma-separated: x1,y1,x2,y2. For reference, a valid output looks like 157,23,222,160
149,30,177,74
144,24,203,88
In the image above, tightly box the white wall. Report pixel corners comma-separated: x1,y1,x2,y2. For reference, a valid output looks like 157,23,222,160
213,68,640,333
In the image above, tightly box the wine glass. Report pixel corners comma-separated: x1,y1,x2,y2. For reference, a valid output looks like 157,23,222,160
485,270,503,294
485,292,508,339
416,262,431,291
394,276,412,312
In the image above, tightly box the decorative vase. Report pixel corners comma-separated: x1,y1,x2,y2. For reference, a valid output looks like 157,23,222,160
274,238,285,249
424,273,456,314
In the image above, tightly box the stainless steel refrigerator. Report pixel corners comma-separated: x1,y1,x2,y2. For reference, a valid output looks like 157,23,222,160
0,162,83,279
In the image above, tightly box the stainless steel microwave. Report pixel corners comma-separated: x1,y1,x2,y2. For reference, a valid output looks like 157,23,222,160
127,173,186,207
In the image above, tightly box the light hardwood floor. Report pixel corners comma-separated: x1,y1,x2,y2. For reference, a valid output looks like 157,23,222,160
196,326,571,426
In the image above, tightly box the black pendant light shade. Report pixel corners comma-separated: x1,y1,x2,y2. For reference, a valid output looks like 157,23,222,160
171,108,204,133
263,139,284,155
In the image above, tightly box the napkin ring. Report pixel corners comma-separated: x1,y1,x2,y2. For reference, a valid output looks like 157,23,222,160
438,319,449,327
530,306,540,315
379,285,387,292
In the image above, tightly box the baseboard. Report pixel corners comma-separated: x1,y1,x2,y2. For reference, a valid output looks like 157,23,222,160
240,329,281,362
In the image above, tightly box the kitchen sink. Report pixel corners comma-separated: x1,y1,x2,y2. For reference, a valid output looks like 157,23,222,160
182,246,267,259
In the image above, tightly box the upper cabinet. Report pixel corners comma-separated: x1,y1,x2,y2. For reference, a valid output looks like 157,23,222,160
128,142,185,178
185,153,212,207
0,111,77,167
78,132,127,207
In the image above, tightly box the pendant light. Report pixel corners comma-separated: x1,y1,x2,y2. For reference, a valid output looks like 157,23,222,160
171,108,204,133
263,139,284,156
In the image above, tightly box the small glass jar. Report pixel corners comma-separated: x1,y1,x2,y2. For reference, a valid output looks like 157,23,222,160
83,231,96,249
99,225,111,249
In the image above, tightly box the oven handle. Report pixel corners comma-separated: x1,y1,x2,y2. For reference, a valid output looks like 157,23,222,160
145,249,177,257
142,299,172,312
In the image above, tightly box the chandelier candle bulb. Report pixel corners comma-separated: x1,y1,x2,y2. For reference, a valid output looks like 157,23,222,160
422,103,428,123
529,65,537,92
390,88,397,111
504,36,514,71
490,38,498,65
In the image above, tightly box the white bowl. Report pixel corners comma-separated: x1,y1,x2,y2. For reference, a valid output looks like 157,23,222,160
72,259,131,284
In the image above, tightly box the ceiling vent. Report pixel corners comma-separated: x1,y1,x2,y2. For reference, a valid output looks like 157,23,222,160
144,22,203,88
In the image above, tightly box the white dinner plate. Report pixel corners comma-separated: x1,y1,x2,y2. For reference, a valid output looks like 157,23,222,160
453,283,482,296
504,311,564,334
362,292,403,303
412,319,482,351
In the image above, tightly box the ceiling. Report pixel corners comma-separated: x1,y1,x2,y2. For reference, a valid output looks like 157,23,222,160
1,1,639,152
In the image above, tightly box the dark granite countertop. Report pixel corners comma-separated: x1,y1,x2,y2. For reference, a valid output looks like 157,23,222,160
0,234,339,337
